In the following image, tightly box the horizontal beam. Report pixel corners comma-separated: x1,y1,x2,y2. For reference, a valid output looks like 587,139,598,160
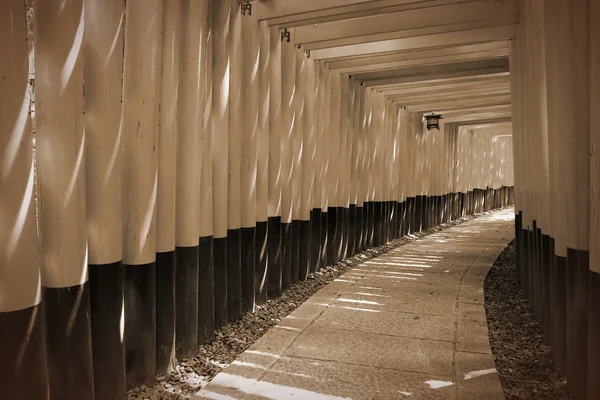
311,25,516,60
256,0,481,27
296,0,519,49
402,94,511,112
375,72,509,91
355,57,508,80
386,86,510,103
379,76,510,95
362,62,509,87
336,48,509,74
328,41,508,69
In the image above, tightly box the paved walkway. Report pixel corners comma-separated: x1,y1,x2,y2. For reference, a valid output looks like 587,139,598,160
195,209,514,400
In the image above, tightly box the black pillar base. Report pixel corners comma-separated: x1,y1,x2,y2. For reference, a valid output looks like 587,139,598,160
373,201,383,246
227,229,242,323
553,254,567,376
0,304,48,399
123,264,156,389
175,246,199,359
349,204,356,256
320,211,328,269
281,221,292,290
267,217,282,297
566,247,589,399
255,222,268,305
336,206,345,262
327,208,337,265
587,270,600,398
198,236,215,344
241,226,256,313
310,209,321,273
90,261,127,399
299,220,311,281
44,283,95,398
213,237,228,328
291,220,300,284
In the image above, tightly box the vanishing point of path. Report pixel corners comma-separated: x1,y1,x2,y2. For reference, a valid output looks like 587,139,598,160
195,209,515,400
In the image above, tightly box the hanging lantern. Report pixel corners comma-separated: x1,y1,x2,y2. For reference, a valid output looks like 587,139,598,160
424,112,442,130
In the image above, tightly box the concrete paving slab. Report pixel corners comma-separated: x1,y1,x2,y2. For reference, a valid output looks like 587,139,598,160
284,325,455,376
196,209,514,400
311,305,456,341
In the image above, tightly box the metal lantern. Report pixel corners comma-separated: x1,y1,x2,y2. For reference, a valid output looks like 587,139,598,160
424,112,442,130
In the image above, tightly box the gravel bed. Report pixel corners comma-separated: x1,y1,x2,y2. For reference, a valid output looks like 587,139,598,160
484,241,571,399
128,213,483,400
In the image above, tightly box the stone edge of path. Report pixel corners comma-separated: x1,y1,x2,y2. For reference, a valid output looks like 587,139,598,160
127,209,510,400
484,240,572,399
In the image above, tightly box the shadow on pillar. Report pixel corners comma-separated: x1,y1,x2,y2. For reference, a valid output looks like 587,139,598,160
566,248,589,399
255,222,268,305
175,246,199,359
241,226,256,313
198,236,215,344
90,261,127,399
267,217,282,297
0,305,49,399
213,237,228,328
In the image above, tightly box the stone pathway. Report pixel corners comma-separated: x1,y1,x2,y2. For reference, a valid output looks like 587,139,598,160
194,209,515,400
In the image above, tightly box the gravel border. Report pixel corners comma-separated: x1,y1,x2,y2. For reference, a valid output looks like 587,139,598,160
128,212,487,400
484,240,571,399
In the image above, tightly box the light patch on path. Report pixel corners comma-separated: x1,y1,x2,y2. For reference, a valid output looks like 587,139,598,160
196,373,353,400
464,368,497,380
424,380,454,389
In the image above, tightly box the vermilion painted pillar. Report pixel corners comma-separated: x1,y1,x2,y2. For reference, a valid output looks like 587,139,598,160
121,0,163,388
0,2,48,397
155,0,180,373
35,0,95,396
84,0,127,396
240,7,259,312
211,0,231,327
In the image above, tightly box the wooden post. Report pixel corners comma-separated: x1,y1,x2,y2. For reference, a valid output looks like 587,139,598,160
121,0,163,388
240,7,259,312
327,71,340,264
0,2,48,397
84,0,127,395
280,36,296,289
589,1,600,397
267,26,282,296
34,0,95,395
256,21,270,304
199,0,215,344
211,0,231,328
228,0,243,322
301,57,316,279
155,0,180,372
292,46,305,283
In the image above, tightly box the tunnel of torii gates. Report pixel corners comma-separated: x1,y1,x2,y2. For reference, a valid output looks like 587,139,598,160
1,0,600,398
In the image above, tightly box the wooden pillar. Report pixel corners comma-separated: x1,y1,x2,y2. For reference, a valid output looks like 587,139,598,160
350,82,360,252
199,0,215,345
121,0,163,388
542,2,590,395
211,0,231,327
320,63,330,266
176,0,208,357
199,0,215,344
327,71,340,264
0,2,48,397
301,57,316,279
84,0,127,396
291,46,305,283
34,0,95,396
311,62,323,272
227,0,243,322
155,0,179,373
280,35,296,289
256,21,270,304
590,1,600,397
240,7,259,312
267,26,282,296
